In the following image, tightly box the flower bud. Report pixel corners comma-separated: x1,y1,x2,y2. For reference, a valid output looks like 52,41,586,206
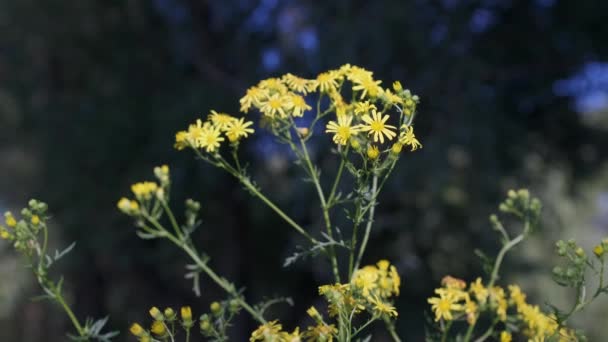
164,308,176,320
367,145,380,160
130,323,145,337
151,321,166,336
594,245,604,258
149,307,163,321
210,301,222,316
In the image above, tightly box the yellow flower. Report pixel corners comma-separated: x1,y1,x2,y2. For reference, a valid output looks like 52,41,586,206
367,145,380,160
500,331,512,342
258,78,288,94
250,320,283,341
304,323,337,342
594,244,604,258
186,119,209,146
325,115,360,145
198,124,225,153
313,71,340,93
306,306,322,321
464,298,478,325
281,327,302,342
427,290,464,321
209,110,236,130
352,266,378,296
345,66,374,82
508,284,526,310
174,130,189,150
469,278,488,303
210,301,222,315
4,212,17,228
382,88,403,105
392,81,403,92
360,109,397,143
391,142,403,154
117,197,139,215
286,94,312,117
181,306,192,321
368,296,398,317
31,215,40,225
225,117,255,142
240,86,267,113
352,76,382,99
354,101,376,115
259,93,289,118
399,125,422,151
0,227,10,240
149,307,163,320
130,323,145,337
283,73,311,94
131,182,159,200
150,320,166,336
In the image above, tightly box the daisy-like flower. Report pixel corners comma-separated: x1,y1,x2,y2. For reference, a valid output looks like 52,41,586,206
354,101,376,115
186,119,210,147
198,125,224,153
427,290,464,321
286,94,311,117
282,73,310,94
352,76,382,99
240,86,267,113
225,117,254,142
259,93,288,118
325,114,359,145
312,71,340,93
209,110,235,130
250,320,283,342
368,296,398,318
360,109,397,143
399,125,422,151
258,77,288,94
174,130,188,150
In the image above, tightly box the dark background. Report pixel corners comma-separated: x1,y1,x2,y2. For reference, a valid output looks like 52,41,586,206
1,0,607,341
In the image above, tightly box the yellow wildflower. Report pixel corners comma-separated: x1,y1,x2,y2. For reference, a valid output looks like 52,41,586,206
250,320,283,342
131,182,158,200
352,266,378,296
198,124,225,153
399,125,422,151
181,306,193,325
469,278,488,303
325,114,359,145
500,331,512,342
258,78,288,94
304,323,337,342
368,296,398,317
31,215,40,225
464,298,478,325
367,145,380,160
281,327,302,342
225,117,255,142
150,320,166,336
282,73,310,94
117,197,139,215
594,244,604,258
4,212,16,228
286,94,311,117
240,86,267,113
186,119,209,146
360,109,397,143
508,284,526,310
427,289,464,321
306,306,322,322
354,101,376,115
130,323,145,337
312,71,340,93
392,81,403,92
259,93,288,118
0,227,10,240
352,76,382,99
209,110,236,130
174,130,189,150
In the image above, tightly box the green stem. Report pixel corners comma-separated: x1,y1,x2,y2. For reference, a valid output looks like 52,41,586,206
327,147,348,206
52,283,86,337
488,232,525,288
297,133,341,282
354,174,378,272
463,320,476,342
384,319,401,342
441,320,453,342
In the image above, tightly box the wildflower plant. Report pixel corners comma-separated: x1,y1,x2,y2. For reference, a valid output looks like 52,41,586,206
2,65,606,341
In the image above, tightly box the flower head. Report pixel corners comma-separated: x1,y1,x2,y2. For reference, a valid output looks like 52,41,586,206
250,320,283,342
399,125,422,151
225,118,255,142
360,109,397,144
325,115,359,145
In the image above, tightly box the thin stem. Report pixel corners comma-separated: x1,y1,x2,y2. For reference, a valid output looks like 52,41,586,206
328,147,348,206
185,329,190,342
384,318,402,342
463,320,476,342
160,200,182,239
441,320,453,342
488,232,525,288
297,132,341,282
354,174,378,272
52,283,86,337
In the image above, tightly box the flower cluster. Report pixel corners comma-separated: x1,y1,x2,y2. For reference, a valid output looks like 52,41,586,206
0,200,48,255
174,111,255,152
130,306,195,342
175,65,422,165
117,165,171,219
427,276,577,341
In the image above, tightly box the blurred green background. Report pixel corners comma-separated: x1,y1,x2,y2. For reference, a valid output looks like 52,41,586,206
1,0,607,340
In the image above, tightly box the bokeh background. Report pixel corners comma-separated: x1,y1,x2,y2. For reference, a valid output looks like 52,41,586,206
1,0,607,341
